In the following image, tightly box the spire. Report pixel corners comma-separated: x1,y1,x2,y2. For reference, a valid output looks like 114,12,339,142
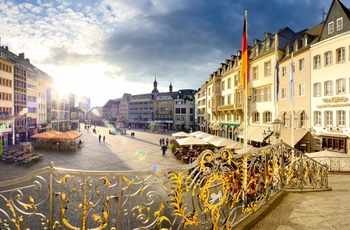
169,79,173,92
152,75,159,93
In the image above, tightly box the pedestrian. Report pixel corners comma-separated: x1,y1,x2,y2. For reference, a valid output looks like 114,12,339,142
166,138,169,146
99,134,101,142
162,138,165,145
161,144,167,156
103,136,105,142
159,138,162,146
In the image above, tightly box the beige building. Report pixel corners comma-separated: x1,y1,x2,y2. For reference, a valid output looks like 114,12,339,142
196,0,350,152
0,48,14,146
310,0,350,153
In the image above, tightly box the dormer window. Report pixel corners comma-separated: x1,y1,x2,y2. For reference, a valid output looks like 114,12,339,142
328,21,334,34
266,39,270,51
255,46,259,56
336,17,343,31
304,37,308,47
294,42,298,52
286,46,290,56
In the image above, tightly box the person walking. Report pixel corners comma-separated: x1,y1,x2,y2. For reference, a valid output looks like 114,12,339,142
159,138,162,146
161,144,167,156
103,136,105,142
166,138,169,147
99,134,101,142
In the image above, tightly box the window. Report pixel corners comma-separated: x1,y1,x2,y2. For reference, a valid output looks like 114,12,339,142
221,80,225,91
252,67,258,80
299,111,305,128
253,89,258,102
324,81,333,95
266,87,271,101
281,88,286,99
337,110,345,126
227,78,231,89
336,47,345,63
313,83,321,97
314,111,321,126
259,88,265,101
314,55,321,69
325,51,332,66
253,112,260,123
255,46,259,56
299,83,305,97
266,39,270,51
328,21,334,34
294,42,298,52
299,58,305,71
227,95,231,104
304,37,308,47
264,61,271,76
336,78,346,94
282,66,286,77
263,111,272,123
234,75,239,87
325,111,333,126
337,17,343,31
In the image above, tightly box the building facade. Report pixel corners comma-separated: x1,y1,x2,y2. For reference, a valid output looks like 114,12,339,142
195,0,350,153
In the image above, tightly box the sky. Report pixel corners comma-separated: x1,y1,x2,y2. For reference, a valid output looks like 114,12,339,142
0,0,333,107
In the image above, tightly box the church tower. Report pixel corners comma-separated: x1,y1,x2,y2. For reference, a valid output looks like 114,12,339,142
169,80,173,92
152,77,159,93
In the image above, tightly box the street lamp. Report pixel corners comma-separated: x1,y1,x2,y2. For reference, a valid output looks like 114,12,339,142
262,127,272,145
273,118,283,139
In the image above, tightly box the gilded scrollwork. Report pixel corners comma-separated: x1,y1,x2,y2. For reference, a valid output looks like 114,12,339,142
0,143,329,229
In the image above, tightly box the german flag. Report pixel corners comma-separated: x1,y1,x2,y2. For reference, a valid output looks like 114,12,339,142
240,10,250,97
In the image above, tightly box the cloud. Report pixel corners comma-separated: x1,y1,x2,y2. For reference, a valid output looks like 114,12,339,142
0,0,335,106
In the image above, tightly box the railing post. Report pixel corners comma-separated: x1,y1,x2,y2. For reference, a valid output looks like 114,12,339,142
299,153,304,190
117,176,123,229
49,161,55,230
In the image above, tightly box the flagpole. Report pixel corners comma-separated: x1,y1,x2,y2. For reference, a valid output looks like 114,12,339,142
274,33,279,121
290,52,295,151
243,9,248,154
241,9,248,214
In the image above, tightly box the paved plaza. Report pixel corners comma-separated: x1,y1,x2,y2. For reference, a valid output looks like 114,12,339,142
0,126,182,182
1,127,350,229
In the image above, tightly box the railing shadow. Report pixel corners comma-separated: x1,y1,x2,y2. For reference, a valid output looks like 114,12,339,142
0,142,328,229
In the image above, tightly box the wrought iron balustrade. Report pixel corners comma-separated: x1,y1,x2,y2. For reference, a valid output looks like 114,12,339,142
0,142,328,229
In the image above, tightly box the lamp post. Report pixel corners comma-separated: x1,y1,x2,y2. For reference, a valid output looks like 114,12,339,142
273,118,283,142
262,127,272,145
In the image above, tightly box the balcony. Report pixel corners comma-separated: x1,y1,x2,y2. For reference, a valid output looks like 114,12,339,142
0,143,329,229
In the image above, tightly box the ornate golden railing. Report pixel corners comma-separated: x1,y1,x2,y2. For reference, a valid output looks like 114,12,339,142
0,142,328,229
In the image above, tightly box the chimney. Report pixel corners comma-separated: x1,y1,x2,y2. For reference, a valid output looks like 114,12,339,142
19,53,25,59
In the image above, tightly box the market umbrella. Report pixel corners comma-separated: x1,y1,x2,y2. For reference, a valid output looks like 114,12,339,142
225,141,243,149
236,145,257,154
201,135,221,142
172,131,192,138
209,138,238,147
189,131,205,136
30,130,63,139
53,131,83,140
176,136,208,149
194,132,212,139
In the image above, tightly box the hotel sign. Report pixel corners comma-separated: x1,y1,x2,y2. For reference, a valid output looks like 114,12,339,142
317,96,350,108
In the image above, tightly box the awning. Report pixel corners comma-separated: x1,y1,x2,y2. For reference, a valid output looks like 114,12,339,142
280,128,309,146
296,110,304,117
220,122,240,127
238,125,269,142
278,111,286,119
319,132,348,138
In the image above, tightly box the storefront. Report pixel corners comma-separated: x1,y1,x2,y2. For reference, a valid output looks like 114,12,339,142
320,133,347,154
